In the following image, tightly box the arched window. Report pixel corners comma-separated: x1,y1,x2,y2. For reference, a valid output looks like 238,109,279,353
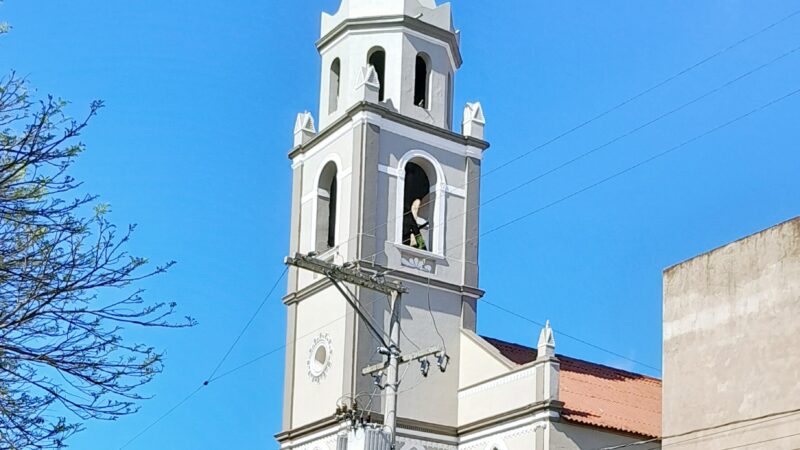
329,58,341,114
395,151,445,256
414,54,430,108
368,48,386,101
402,161,435,251
316,162,338,252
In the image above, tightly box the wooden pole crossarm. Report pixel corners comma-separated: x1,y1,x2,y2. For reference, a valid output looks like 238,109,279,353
284,253,407,295
361,347,443,376
400,347,444,364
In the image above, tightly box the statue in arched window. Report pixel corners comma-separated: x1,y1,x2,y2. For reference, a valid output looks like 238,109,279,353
402,162,433,250
403,199,430,250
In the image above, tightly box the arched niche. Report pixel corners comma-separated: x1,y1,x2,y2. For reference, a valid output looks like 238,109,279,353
414,53,431,109
394,150,445,256
314,159,340,253
367,47,386,101
329,58,341,113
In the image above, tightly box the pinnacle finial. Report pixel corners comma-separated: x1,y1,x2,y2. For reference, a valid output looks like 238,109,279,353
354,66,381,103
537,320,556,359
462,102,486,140
293,112,316,147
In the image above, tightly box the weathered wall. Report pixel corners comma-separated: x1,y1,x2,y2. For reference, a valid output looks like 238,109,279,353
662,217,800,449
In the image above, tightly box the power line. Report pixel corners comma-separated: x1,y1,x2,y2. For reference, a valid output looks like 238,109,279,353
482,299,661,373
362,82,800,377
224,84,800,407
115,292,385,449
478,6,800,181
596,407,800,450
684,413,800,449
425,276,447,353
361,41,800,265
224,7,800,388
206,266,288,382
209,294,385,384
473,85,800,244
117,266,289,449
117,385,204,450
373,83,800,375
720,431,800,450
111,16,800,445
305,7,800,260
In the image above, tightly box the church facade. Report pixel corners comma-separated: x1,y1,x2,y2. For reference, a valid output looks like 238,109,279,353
277,1,661,449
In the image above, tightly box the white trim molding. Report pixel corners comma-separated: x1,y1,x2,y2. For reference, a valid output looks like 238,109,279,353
378,164,400,177
443,183,466,198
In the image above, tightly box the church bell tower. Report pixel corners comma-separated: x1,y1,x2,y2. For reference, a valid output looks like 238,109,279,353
278,0,488,447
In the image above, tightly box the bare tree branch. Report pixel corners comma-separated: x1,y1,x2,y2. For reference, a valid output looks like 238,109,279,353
0,73,195,449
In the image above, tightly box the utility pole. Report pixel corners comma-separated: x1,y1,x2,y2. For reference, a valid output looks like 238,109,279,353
285,253,448,450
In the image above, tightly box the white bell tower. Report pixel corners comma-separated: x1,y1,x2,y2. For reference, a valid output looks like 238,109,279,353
278,1,488,448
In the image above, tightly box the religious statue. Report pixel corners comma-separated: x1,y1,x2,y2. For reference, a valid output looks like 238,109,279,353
403,198,430,250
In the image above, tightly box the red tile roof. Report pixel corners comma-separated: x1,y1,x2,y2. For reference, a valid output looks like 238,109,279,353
483,337,662,439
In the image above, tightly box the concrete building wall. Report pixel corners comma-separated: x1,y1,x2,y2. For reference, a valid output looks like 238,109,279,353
663,217,800,449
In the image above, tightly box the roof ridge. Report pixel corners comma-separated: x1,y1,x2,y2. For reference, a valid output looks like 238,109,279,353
481,335,662,382
559,355,662,383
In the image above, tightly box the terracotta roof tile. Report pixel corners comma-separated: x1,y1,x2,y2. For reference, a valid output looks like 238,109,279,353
482,337,662,439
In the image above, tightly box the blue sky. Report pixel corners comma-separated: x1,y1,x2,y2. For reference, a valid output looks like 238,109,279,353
3,0,800,448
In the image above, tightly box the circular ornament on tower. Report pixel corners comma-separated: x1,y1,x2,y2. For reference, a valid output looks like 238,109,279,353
307,334,333,383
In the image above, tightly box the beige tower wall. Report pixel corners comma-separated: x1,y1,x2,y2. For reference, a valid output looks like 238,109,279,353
662,217,800,449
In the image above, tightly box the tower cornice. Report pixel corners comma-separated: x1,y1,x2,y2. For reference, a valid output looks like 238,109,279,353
288,101,488,163
317,15,462,69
